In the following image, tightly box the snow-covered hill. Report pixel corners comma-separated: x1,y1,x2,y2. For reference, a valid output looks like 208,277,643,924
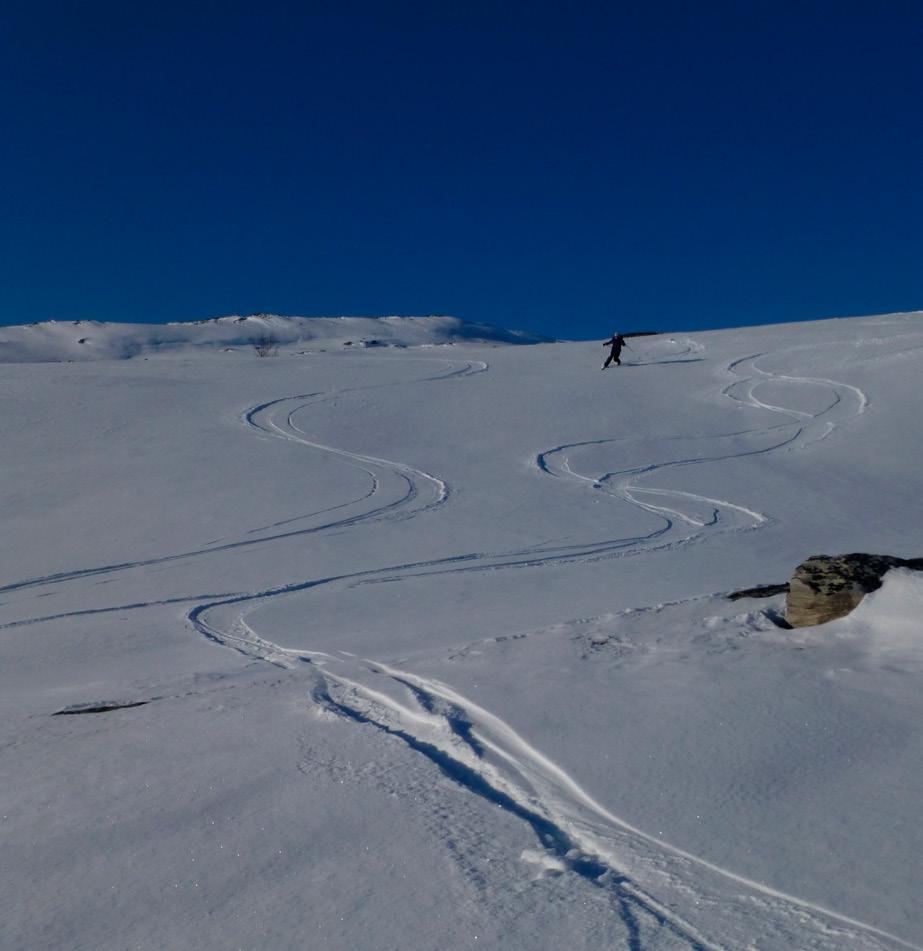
2,310,922,950
0,313,550,363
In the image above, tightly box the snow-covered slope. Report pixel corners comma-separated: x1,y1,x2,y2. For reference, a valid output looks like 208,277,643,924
1,311,922,950
0,313,551,363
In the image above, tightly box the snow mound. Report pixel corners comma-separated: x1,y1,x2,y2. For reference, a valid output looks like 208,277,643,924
834,568,923,672
0,314,552,363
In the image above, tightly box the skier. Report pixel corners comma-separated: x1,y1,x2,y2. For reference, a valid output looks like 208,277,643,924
602,333,626,369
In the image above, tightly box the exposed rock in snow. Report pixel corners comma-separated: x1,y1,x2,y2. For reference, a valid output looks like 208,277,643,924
785,552,923,627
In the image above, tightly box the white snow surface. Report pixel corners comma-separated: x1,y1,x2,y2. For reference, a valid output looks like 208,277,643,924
2,311,922,950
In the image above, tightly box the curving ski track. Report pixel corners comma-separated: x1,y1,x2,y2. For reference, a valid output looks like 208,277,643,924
0,358,483,599
4,340,914,948
536,347,869,553
184,342,921,950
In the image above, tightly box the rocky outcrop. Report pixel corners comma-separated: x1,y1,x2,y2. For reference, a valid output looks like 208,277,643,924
785,553,923,628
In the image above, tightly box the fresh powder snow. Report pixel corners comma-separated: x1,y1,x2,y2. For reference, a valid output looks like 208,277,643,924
1,311,922,950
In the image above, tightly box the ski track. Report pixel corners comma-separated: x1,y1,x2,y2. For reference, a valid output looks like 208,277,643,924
314,656,919,951
184,339,922,949
7,338,917,948
537,346,869,551
0,358,484,599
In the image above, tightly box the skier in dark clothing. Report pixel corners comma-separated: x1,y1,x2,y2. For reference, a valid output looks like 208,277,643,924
602,333,626,369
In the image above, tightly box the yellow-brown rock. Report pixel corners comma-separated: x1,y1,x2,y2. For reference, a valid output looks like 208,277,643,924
785,553,923,628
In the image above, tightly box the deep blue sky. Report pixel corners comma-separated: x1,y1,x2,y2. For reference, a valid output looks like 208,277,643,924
1,1,920,338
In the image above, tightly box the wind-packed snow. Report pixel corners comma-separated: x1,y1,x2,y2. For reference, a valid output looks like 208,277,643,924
1,311,922,950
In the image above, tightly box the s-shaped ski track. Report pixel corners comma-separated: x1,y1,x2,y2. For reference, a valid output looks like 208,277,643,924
536,344,869,552
0,358,485,605
186,343,917,949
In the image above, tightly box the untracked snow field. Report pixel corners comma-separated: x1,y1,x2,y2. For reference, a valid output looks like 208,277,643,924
2,313,922,950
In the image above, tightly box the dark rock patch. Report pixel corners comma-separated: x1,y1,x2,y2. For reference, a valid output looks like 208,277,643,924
727,583,789,601
53,700,149,715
